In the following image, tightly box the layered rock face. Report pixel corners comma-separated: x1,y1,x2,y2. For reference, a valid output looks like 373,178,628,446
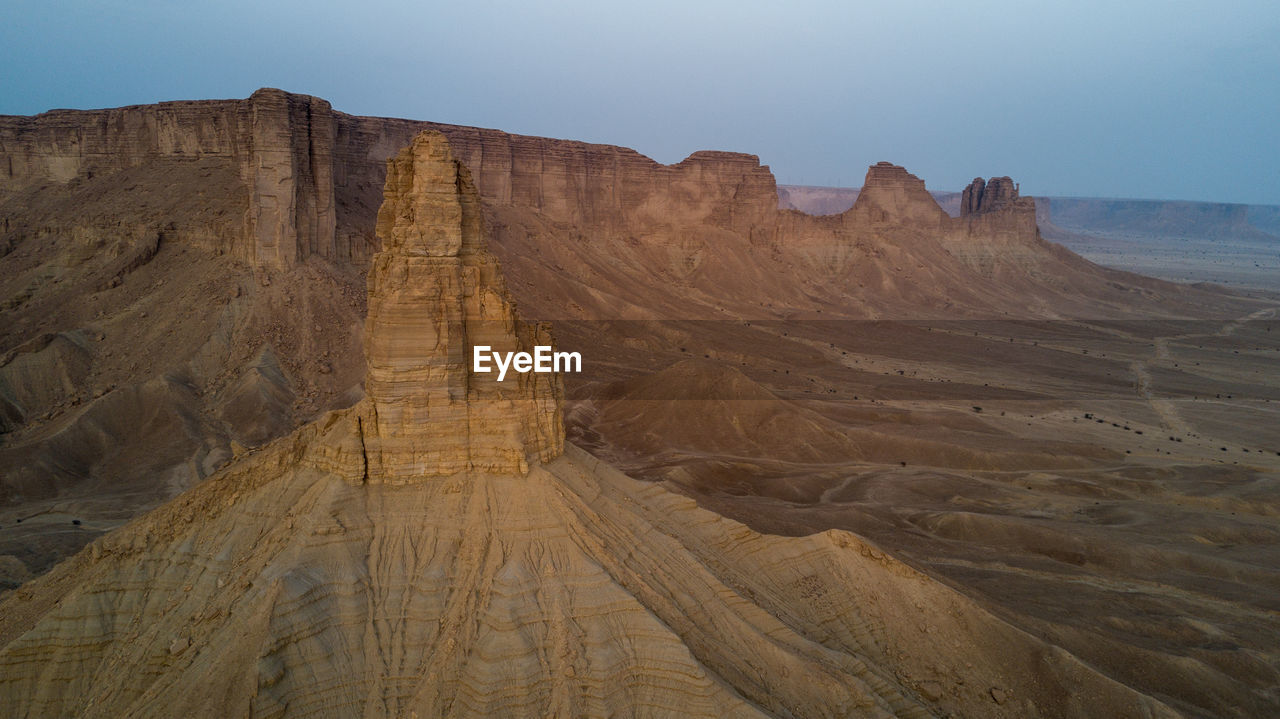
245,90,338,268
362,132,562,478
2,89,1248,322
0,90,777,270
0,89,340,267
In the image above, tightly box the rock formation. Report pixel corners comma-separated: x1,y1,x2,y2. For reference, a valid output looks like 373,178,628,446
362,131,562,478
244,90,337,269
961,176,1023,216
0,89,341,268
848,162,950,227
4,95,1272,718
1,89,1256,585
952,176,1043,257
0,131,1184,718
0,88,1251,552
1,88,1248,321
0,89,777,270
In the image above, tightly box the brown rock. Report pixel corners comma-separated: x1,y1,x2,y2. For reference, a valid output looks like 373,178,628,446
847,162,949,227
961,177,986,216
0,89,779,273
919,680,944,702
962,176,1022,216
362,131,563,479
2,89,1234,323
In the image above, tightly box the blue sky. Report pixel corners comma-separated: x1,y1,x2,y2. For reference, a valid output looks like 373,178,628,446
3,0,1277,204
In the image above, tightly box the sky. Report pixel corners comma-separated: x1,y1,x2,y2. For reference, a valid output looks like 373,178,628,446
2,0,1277,205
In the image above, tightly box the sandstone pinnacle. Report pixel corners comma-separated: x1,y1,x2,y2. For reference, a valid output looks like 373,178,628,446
362,131,564,480
961,176,1022,216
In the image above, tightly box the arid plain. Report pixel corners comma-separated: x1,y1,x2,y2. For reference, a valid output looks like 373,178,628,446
1,90,1278,717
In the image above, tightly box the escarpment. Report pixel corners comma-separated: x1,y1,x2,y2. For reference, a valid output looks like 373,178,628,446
0,89,340,268
1,90,1256,499
2,88,1250,320
0,89,777,270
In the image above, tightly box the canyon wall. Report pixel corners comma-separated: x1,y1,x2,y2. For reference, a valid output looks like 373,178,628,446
2,88,1251,324
0,88,1066,300
1,89,778,270
0,89,337,266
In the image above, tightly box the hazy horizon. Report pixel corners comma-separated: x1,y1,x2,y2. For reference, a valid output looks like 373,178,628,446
3,0,1277,205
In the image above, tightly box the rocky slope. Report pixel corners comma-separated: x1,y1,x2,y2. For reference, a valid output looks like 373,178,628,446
0,131,1184,718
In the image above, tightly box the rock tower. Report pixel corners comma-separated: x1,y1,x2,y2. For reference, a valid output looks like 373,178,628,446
362,131,563,479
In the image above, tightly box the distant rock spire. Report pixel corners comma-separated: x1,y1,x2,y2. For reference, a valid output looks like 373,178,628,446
961,176,1021,217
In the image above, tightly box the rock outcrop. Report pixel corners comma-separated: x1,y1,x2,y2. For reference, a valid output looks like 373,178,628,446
362,132,562,478
953,175,1042,251
847,162,950,227
961,176,1023,216
0,89,341,268
0,90,778,271
244,90,338,269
